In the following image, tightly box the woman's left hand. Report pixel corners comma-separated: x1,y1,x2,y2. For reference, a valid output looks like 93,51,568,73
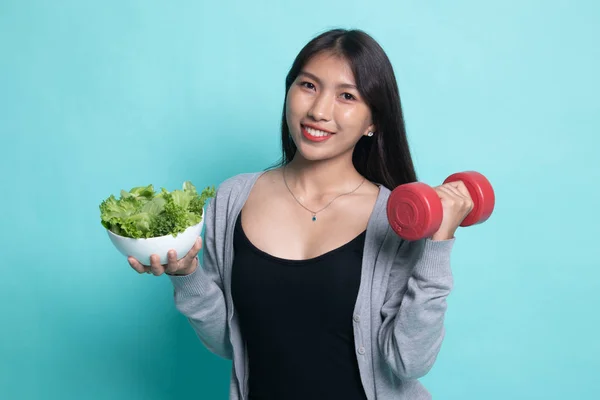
430,181,474,241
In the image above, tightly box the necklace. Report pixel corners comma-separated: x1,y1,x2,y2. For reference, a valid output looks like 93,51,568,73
282,165,366,221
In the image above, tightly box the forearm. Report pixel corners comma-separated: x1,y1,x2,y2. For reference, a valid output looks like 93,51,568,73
378,238,454,380
169,264,233,360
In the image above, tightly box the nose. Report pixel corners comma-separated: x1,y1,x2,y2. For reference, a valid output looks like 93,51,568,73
308,92,333,121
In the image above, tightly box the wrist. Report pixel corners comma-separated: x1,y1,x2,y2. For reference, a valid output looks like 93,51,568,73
431,230,455,241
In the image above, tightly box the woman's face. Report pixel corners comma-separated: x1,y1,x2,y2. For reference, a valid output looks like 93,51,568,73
285,51,375,162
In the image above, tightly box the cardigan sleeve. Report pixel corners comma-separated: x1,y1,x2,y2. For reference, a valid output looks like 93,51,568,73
168,190,233,360
377,237,455,380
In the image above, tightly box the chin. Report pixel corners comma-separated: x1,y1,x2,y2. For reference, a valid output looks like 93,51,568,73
295,144,347,164
295,148,329,162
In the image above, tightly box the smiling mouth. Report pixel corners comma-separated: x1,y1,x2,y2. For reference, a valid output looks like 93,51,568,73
301,124,334,142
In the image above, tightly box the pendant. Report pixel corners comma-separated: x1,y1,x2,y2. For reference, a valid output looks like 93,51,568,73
312,214,317,221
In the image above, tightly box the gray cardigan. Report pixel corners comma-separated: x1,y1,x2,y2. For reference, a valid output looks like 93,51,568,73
168,171,455,400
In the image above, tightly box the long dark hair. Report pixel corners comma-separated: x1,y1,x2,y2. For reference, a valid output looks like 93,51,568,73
268,28,418,190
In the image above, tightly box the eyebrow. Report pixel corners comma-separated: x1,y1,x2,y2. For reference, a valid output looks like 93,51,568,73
299,71,358,90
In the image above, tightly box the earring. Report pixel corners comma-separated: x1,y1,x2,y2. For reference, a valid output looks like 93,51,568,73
367,131,374,137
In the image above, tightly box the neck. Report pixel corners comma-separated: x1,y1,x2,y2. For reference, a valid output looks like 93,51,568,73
284,155,365,198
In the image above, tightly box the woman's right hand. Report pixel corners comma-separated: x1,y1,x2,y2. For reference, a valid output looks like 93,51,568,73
127,237,203,276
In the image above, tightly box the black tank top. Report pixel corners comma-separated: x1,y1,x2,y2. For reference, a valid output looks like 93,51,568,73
231,211,368,400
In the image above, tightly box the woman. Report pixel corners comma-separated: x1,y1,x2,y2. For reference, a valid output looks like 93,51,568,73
129,29,474,400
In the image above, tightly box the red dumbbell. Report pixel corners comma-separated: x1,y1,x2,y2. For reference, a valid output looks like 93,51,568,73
386,171,495,241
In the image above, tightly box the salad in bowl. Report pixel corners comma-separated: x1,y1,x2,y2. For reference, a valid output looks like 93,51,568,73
100,181,215,265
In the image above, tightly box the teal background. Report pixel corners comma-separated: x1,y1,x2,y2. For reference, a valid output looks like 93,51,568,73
1,0,598,399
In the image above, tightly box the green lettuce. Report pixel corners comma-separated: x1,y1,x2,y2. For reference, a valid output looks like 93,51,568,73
99,181,216,239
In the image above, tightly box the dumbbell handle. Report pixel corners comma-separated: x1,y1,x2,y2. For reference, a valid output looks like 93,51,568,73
443,171,495,227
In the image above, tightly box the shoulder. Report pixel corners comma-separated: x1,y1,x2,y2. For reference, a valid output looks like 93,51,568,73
219,171,263,192
211,171,265,202
203,171,267,217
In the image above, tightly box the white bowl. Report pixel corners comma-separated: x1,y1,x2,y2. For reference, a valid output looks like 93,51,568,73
107,217,203,266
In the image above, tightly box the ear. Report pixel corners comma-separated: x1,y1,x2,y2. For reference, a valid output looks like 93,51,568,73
364,123,376,137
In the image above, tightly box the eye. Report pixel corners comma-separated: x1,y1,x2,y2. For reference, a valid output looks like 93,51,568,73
300,81,316,90
342,92,356,101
